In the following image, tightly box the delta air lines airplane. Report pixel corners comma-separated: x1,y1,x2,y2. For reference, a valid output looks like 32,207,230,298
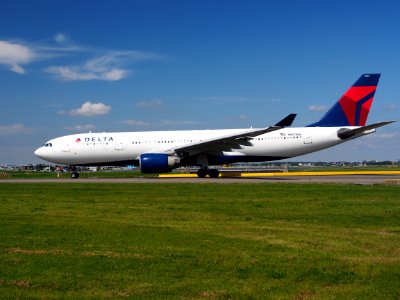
34,74,395,178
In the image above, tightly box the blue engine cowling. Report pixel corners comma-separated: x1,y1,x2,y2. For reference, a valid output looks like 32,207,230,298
139,153,180,174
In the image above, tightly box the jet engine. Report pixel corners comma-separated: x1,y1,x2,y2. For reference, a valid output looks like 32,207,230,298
139,153,180,174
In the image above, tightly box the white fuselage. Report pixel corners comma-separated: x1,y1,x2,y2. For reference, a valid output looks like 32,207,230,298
34,126,363,166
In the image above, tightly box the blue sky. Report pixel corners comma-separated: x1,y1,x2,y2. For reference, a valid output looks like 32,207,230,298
0,0,399,165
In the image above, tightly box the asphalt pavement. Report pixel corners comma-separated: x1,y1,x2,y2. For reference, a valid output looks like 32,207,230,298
1,175,400,185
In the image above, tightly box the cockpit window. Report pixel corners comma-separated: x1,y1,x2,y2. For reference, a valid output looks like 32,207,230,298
44,143,53,147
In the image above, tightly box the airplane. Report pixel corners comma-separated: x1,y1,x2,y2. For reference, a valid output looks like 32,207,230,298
34,74,395,178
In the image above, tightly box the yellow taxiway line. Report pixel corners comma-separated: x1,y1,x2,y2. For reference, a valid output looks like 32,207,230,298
159,171,400,178
240,171,400,177
159,174,199,178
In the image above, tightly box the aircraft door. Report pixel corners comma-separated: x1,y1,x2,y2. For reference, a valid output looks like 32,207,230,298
62,144,70,152
115,142,124,150
303,136,312,144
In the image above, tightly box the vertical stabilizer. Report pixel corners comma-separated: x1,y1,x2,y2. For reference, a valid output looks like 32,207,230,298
308,74,380,127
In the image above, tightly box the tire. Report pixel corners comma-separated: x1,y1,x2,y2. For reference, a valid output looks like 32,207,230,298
208,169,220,178
196,169,207,178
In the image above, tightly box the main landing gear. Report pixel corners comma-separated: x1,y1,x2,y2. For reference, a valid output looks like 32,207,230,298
196,168,220,178
195,154,220,178
70,166,80,179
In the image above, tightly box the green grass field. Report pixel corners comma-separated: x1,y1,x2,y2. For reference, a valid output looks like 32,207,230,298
0,183,399,299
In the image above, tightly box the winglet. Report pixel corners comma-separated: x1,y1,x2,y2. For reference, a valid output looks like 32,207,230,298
274,114,297,127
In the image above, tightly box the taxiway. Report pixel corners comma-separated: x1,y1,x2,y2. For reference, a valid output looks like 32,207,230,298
1,174,400,185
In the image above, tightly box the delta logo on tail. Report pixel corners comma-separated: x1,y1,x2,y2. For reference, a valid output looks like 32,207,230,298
308,74,380,127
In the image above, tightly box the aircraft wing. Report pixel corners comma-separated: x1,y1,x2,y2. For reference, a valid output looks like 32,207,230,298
337,120,396,140
172,114,296,156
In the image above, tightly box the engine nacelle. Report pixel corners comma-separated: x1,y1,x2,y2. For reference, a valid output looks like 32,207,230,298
139,153,180,174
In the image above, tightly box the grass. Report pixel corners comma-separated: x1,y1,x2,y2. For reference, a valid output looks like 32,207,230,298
0,183,399,299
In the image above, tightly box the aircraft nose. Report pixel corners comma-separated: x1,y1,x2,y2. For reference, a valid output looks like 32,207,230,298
34,147,45,159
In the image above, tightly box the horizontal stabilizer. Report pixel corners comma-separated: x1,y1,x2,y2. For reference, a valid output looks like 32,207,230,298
274,114,297,126
337,121,396,140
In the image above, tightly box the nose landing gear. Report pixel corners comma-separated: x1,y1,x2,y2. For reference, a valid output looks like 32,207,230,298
70,166,80,179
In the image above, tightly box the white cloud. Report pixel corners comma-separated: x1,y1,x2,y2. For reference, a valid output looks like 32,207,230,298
45,58,127,81
103,69,127,81
45,66,98,81
120,119,198,128
194,96,248,105
65,124,96,131
384,104,397,110
0,124,34,135
349,130,400,150
54,33,68,43
0,37,85,75
160,120,198,126
69,101,111,117
0,36,162,80
308,105,328,112
375,132,399,139
0,40,36,74
45,51,160,81
136,98,164,108
270,98,282,102
121,120,150,127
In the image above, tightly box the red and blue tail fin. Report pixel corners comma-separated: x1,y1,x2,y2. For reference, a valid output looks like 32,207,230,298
307,74,381,127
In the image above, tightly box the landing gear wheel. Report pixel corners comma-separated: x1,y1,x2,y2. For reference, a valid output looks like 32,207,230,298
208,169,220,178
196,169,208,178
71,171,80,179
70,166,79,179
